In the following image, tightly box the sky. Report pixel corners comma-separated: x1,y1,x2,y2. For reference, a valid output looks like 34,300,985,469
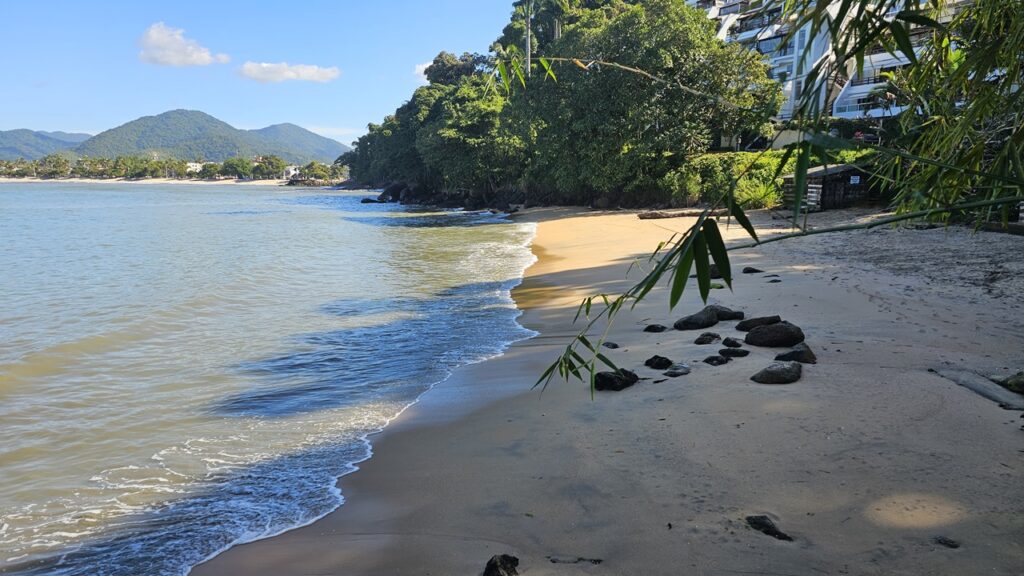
0,1,513,145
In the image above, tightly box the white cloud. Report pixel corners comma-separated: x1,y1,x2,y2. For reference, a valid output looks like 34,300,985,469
139,22,229,67
240,62,340,83
414,61,431,84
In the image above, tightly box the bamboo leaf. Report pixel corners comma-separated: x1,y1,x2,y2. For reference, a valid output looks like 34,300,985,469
702,219,731,290
889,21,918,64
497,60,511,94
692,231,710,303
669,242,694,309
539,57,557,81
595,352,618,370
730,201,759,243
895,10,945,33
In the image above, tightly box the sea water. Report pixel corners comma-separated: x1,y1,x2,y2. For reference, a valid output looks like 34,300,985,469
0,182,536,575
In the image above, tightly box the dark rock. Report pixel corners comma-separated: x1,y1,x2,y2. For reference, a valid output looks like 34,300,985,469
484,554,520,576
594,369,639,392
602,342,620,349
547,556,603,565
694,332,721,345
722,337,743,348
663,363,691,377
774,343,817,364
751,361,803,384
644,355,674,370
643,324,668,333
932,536,961,549
720,348,750,358
703,355,731,366
763,274,780,278
745,321,805,347
745,515,793,541
379,182,407,202
742,266,764,274
767,279,782,283
360,197,380,204
709,304,744,321
1000,372,1024,394
736,315,781,332
674,307,719,331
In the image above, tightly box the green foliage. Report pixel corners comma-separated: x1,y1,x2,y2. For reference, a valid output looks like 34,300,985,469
197,162,221,179
35,154,72,178
424,52,492,85
252,155,287,180
220,157,253,179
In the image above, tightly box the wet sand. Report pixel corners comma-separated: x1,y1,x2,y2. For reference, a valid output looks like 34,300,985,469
193,207,1024,575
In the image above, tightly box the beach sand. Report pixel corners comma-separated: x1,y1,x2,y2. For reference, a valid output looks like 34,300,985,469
192,207,1023,576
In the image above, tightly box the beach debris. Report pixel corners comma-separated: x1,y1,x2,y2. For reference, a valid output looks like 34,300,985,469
751,361,803,384
674,306,719,330
932,536,961,549
663,363,691,377
644,355,674,370
736,315,781,332
547,556,603,565
933,369,1024,410
742,266,764,274
720,348,750,358
484,554,520,576
643,324,668,333
722,337,743,348
594,369,639,392
602,342,621,349
775,343,818,364
703,355,730,366
745,515,793,541
745,321,806,347
694,332,721,345
708,304,744,321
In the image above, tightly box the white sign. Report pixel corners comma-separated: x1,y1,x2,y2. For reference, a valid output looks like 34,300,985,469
850,175,861,185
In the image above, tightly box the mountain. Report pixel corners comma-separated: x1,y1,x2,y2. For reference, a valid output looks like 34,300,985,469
0,129,87,160
73,110,350,164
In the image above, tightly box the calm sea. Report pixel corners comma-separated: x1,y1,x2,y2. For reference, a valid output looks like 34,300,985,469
0,182,536,575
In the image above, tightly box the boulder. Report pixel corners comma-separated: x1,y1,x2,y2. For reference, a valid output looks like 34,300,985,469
703,355,730,366
602,342,620,349
774,343,817,364
484,554,520,576
745,515,793,541
663,363,691,377
644,355,674,370
674,307,719,331
643,324,668,333
736,315,781,332
742,266,764,274
720,348,750,358
750,361,803,384
709,304,744,321
594,369,639,392
745,322,805,347
722,337,743,348
694,332,721,345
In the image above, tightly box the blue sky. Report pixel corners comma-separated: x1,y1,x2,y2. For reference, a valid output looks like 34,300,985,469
0,1,513,145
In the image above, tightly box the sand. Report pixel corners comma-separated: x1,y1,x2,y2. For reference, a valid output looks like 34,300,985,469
192,207,1023,576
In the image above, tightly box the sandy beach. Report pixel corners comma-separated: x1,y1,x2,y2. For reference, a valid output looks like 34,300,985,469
192,207,1023,576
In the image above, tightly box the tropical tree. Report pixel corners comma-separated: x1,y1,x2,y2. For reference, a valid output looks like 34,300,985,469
36,154,72,179
220,157,253,179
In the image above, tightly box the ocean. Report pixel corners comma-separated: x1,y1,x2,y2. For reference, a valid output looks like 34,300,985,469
0,182,536,575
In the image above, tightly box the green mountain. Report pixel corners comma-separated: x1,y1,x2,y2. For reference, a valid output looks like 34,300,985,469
38,131,92,144
0,129,86,160
73,110,350,164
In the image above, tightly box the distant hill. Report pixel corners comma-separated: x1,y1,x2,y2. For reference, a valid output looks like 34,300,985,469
0,129,88,160
73,110,350,164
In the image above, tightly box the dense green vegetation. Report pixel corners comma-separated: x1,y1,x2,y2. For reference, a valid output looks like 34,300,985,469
75,110,350,164
341,0,786,208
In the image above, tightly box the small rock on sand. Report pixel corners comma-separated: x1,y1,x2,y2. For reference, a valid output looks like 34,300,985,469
751,361,802,384
703,355,730,366
745,321,805,347
775,343,817,364
742,266,764,274
594,369,640,391
932,536,961,549
745,515,793,541
644,355,674,370
674,307,719,330
694,332,721,345
663,363,691,377
767,279,782,283
736,315,781,332
484,554,520,576
602,342,620,349
720,348,750,358
643,324,668,333
722,337,743,348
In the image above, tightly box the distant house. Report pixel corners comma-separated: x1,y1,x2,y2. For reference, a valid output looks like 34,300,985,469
783,164,878,212
284,165,301,180
186,162,204,174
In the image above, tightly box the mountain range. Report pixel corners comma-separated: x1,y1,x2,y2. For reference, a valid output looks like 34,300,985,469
0,110,351,164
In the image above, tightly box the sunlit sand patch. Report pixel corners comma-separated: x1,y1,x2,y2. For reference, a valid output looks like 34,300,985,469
864,493,967,529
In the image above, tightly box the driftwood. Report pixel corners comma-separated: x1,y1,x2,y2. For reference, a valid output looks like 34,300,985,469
637,208,727,220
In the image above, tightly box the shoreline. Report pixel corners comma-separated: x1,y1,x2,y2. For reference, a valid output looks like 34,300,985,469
192,207,1024,575
0,177,298,187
